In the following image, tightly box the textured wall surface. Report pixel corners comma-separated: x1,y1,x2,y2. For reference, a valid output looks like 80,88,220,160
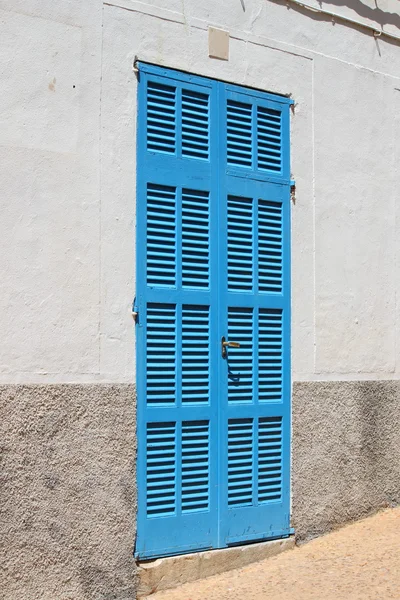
1,384,137,600
3,381,399,598
292,381,400,541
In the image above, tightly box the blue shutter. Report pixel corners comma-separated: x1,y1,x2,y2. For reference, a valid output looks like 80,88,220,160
181,420,210,512
136,65,292,558
219,84,291,545
136,64,219,559
146,81,176,154
146,303,176,406
259,309,283,402
257,106,282,172
227,307,254,403
226,87,288,181
228,418,254,506
182,189,210,289
227,196,253,291
181,305,210,404
258,416,283,502
146,185,176,288
227,100,253,167
181,89,210,160
227,415,284,510
146,421,177,517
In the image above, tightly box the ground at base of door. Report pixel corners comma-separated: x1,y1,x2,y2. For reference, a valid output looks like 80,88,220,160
144,507,400,600
137,537,295,597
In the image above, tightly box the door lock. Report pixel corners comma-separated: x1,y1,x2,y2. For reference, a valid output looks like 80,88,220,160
221,336,241,358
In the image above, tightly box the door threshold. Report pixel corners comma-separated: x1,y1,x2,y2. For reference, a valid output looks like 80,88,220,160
136,536,295,597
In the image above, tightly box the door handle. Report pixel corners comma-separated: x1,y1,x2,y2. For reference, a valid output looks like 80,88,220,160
221,336,241,358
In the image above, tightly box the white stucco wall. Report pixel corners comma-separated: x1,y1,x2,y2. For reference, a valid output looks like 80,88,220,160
1,0,400,383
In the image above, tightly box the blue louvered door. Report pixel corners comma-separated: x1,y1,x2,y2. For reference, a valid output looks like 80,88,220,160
218,86,291,545
136,65,220,559
136,64,291,559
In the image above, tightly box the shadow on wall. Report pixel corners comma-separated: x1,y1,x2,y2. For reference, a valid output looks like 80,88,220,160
268,0,400,47
316,0,400,31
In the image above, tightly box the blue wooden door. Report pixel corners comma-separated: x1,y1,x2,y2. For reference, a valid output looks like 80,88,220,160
136,64,291,559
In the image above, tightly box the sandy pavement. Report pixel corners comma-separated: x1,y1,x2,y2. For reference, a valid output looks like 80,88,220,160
146,508,400,600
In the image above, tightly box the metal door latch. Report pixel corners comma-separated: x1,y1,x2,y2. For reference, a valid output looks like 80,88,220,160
221,336,240,358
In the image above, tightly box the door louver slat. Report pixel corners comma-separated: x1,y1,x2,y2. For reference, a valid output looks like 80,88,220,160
146,184,176,287
228,308,254,403
258,200,283,293
257,106,282,172
258,417,283,502
147,82,176,154
182,189,210,289
227,196,253,291
146,304,176,406
146,422,177,517
182,90,210,160
228,418,254,506
182,421,210,512
227,100,253,167
182,305,210,404
258,309,283,402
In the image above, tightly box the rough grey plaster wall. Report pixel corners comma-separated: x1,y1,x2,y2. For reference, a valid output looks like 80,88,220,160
292,381,400,541
3,380,400,598
1,384,136,600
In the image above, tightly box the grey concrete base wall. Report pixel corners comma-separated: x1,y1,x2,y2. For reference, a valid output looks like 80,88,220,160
292,381,400,542
1,384,137,600
3,381,400,598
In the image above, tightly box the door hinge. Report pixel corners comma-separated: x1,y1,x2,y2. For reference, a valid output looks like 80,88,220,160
290,180,296,205
133,55,140,80
132,298,139,323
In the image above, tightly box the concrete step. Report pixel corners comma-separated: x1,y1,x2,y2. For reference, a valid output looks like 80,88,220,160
137,537,295,597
